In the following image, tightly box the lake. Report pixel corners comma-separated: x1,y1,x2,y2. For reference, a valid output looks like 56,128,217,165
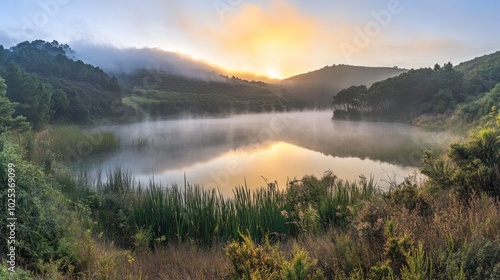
81,111,454,196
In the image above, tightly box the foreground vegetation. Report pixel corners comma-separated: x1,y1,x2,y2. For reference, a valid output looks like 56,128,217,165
1,105,499,278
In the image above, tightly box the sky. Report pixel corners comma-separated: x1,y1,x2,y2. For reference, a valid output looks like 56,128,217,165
1,0,499,79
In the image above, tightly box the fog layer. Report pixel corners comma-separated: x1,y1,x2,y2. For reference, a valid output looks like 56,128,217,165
80,111,455,194
72,43,223,80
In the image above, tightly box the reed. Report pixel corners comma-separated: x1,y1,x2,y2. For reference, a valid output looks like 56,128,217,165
39,125,120,163
60,167,378,247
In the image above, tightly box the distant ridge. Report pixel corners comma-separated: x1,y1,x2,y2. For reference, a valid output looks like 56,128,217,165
280,64,407,108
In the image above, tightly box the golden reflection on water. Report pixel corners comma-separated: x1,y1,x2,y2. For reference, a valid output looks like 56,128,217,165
146,141,417,197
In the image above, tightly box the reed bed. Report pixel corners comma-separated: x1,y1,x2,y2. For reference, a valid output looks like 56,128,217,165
60,167,378,247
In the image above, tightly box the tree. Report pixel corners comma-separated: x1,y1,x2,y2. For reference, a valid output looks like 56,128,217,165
333,85,367,111
5,63,52,129
50,88,69,119
0,76,28,134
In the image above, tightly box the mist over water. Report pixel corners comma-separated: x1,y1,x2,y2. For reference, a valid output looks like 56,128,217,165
81,111,455,196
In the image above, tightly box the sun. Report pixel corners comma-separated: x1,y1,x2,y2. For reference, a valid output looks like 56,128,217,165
266,68,282,80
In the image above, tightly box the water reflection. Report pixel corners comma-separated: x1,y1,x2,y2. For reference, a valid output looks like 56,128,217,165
83,111,454,195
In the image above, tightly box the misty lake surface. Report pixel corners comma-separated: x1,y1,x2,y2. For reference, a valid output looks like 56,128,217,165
82,111,454,196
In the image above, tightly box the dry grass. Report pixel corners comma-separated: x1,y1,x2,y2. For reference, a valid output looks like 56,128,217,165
131,245,230,280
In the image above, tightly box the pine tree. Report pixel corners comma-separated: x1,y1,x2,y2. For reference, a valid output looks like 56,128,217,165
5,63,52,129
0,76,29,134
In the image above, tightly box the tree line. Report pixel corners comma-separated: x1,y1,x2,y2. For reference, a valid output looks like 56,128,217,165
332,62,468,120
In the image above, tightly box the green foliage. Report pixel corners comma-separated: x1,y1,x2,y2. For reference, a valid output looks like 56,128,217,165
421,151,455,189
0,135,81,272
448,127,500,197
424,111,500,198
369,261,394,280
458,83,500,124
321,174,376,229
5,63,52,129
333,61,471,121
58,168,380,248
332,85,367,115
225,233,283,280
384,175,431,216
383,220,412,275
132,227,152,253
225,233,323,280
122,70,293,117
463,237,500,280
431,88,457,114
0,40,126,124
124,83,288,118
287,172,376,232
284,64,405,109
282,245,324,280
0,76,29,134
455,50,500,94
400,243,432,280
0,264,32,279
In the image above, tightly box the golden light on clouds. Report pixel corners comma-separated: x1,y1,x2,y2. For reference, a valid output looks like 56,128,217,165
181,0,454,79
203,0,325,78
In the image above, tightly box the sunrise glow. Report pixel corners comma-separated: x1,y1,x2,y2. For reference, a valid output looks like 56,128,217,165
266,68,282,80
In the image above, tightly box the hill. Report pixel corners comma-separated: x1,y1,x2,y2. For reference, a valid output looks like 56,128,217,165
280,64,407,108
0,40,130,125
455,50,500,94
331,50,500,124
118,70,291,118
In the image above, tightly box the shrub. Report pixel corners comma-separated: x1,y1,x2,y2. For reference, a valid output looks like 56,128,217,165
383,220,412,275
400,243,432,280
0,135,75,271
282,245,324,280
225,233,283,279
463,237,500,280
385,176,431,217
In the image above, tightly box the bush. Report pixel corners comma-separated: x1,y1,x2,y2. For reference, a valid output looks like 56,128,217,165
423,109,500,198
0,135,70,270
463,237,500,280
225,233,283,279
282,245,324,280
383,220,412,275
225,232,324,280
385,176,431,216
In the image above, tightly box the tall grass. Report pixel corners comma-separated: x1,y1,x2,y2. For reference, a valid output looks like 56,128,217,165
130,183,296,245
26,125,120,165
319,175,377,229
59,167,378,247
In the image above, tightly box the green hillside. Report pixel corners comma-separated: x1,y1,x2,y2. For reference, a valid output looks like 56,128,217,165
455,50,500,94
0,40,128,125
119,70,291,118
332,51,500,125
281,64,407,108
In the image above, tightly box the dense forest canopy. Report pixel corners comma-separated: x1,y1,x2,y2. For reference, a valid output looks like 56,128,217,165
0,40,124,126
333,51,500,123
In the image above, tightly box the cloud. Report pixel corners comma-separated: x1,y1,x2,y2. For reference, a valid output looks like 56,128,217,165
187,0,333,78
0,31,17,47
71,42,225,81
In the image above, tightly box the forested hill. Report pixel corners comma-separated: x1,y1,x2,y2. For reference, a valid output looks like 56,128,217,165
455,50,500,94
117,70,290,118
0,40,127,126
0,40,291,126
281,64,407,108
332,51,500,125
